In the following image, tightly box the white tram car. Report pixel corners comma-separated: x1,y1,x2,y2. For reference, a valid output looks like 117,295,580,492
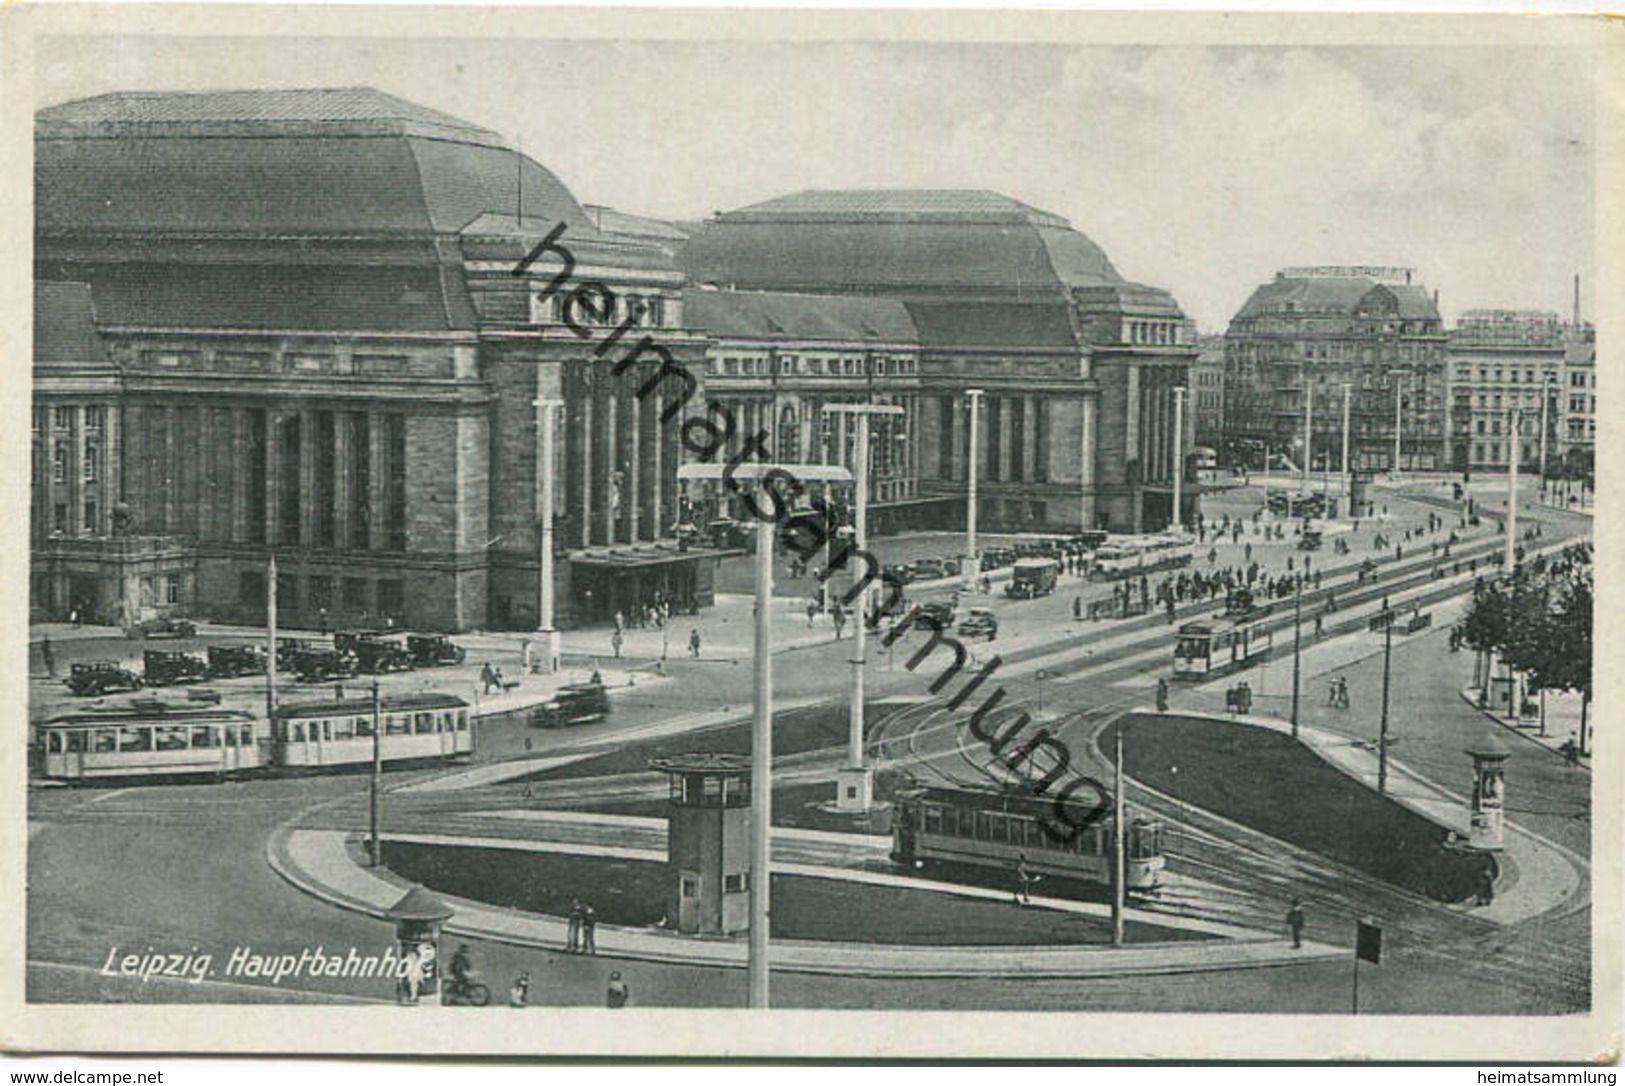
40,707,268,782
38,694,474,783
1093,533,1196,579
890,784,1165,892
271,693,474,771
1172,617,1274,679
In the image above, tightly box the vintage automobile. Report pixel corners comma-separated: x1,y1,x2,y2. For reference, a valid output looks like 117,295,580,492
407,634,467,668
909,557,948,582
276,637,315,672
882,563,915,586
910,599,957,630
703,519,751,550
941,556,964,577
981,547,1017,570
206,644,267,679
293,648,360,683
957,608,999,640
64,661,144,697
1298,528,1324,551
142,649,209,686
350,636,414,675
136,615,198,639
532,680,610,728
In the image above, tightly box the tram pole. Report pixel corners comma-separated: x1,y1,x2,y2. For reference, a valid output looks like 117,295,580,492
965,389,983,594
749,516,774,1008
370,679,383,866
1112,722,1126,947
1290,571,1302,739
266,552,279,720
1378,605,1393,795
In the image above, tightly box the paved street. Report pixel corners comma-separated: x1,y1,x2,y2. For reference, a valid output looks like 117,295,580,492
26,482,1594,1013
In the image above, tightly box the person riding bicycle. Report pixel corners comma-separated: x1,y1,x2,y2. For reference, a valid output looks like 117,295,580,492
449,943,473,992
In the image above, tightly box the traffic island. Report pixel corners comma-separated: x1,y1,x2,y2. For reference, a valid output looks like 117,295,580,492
1108,712,1494,903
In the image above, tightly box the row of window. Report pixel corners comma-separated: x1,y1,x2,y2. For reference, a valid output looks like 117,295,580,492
34,406,106,435
48,722,254,754
274,710,468,743
532,290,668,328
1126,320,1182,346
709,354,918,378
239,571,405,618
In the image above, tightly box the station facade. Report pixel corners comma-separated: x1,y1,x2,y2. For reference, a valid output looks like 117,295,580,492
33,90,1198,632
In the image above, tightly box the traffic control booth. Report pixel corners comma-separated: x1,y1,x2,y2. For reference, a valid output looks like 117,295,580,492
652,754,752,935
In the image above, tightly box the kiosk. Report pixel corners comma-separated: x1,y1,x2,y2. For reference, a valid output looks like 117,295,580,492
1466,735,1510,850
384,883,453,1005
652,754,752,935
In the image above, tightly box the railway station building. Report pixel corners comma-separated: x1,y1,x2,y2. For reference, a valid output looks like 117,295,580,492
33,87,708,633
678,190,1199,534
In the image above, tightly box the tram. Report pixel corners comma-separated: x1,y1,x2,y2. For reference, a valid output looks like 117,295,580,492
39,707,269,782
37,694,474,783
1172,616,1274,679
890,784,1165,892
1093,534,1195,579
271,693,474,772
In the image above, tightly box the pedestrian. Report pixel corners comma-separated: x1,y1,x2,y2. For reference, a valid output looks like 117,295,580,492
70,608,81,629
606,971,630,1009
807,600,817,628
582,904,598,955
1477,864,1496,907
566,898,584,953
1286,899,1305,948
611,628,624,659
1155,677,1170,713
832,606,846,641
40,634,56,679
318,607,328,635
1014,854,1036,905
509,972,530,1008
480,662,496,695
1072,596,1082,621
1314,614,1323,639
688,628,701,659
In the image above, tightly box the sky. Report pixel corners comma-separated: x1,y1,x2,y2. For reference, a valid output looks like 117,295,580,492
37,32,1599,332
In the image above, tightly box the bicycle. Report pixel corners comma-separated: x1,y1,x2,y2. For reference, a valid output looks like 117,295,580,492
444,973,491,1006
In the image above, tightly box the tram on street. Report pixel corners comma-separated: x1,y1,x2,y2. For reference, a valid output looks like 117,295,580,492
890,784,1165,892
38,693,475,783
1093,533,1196,579
271,693,474,772
1172,616,1274,679
39,707,268,782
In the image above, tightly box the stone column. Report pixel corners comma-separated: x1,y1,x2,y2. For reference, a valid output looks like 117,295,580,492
580,372,594,549
628,388,643,542
1079,392,1098,531
368,411,386,553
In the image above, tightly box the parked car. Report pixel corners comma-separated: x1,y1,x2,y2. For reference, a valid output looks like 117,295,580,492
703,518,751,550
206,644,267,679
143,649,208,686
64,661,143,697
276,637,315,672
982,547,1016,570
532,680,610,728
957,608,999,640
351,636,414,674
941,556,964,577
293,648,360,683
137,616,198,639
882,563,915,586
909,557,948,581
911,599,956,630
407,634,467,668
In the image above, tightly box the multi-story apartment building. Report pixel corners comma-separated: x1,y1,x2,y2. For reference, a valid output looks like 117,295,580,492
1222,267,1448,474
1445,310,1570,475
1190,334,1226,452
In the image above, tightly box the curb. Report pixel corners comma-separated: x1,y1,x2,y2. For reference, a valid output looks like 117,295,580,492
1456,688,1591,772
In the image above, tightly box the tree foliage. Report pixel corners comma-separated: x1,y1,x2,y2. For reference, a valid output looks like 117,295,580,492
1453,544,1592,700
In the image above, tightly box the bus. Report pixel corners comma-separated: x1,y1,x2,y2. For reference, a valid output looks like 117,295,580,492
1093,533,1196,579
1172,616,1274,679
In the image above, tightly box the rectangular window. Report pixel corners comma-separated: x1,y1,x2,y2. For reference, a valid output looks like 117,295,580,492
385,415,407,552
377,579,405,622
723,873,749,894
82,441,99,482
164,574,180,605
53,503,68,534
309,575,333,613
54,406,73,430
348,412,371,549
52,442,68,484
314,411,336,547
93,729,117,753
120,726,153,752
83,501,97,534
246,409,267,543
385,714,410,736
277,414,302,546
342,577,368,612
239,571,264,609
190,726,219,749
276,572,298,613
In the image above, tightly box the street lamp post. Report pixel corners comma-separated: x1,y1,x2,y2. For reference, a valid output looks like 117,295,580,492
823,403,904,813
1341,383,1352,519
369,679,383,865
1172,385,1186,531
678,461,852,1010
1506,408,1521,573
1378,603,1394,794
533,397,564,673
1300,382,1312,497
1538,374,1553,501
1290,571,1303,739
266,552,279,721
964,389,983,593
